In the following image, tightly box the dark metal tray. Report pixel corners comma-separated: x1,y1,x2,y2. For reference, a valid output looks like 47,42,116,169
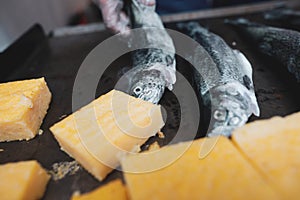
1,9,300,200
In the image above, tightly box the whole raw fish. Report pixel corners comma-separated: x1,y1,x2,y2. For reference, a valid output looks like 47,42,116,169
121,0,176,104
178,22,260,137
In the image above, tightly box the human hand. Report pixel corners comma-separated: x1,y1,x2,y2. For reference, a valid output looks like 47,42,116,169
97,0,156,35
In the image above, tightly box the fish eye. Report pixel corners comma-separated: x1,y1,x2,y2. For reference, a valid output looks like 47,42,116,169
214,109,227,122
229,117,240,126
134,87,142,94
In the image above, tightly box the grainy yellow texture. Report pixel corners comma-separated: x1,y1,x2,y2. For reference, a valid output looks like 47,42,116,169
0,77,51,142
122,137,279,200
0,160,50,200
72,180,127,200
50,90,164,181
232,112,300,199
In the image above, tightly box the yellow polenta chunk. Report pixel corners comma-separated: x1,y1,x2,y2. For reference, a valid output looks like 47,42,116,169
0,160,50,200
121,137,279,200
72,179,128,200
0,78,51,142
232,112,300,199
50,90,164,181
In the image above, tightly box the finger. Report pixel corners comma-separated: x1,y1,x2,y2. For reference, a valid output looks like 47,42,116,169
114,12,130,35
106,14,130,36
119,12,129,27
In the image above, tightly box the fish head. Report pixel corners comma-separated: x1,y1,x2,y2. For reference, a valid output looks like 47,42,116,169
129,69,166,104
207,82,260,137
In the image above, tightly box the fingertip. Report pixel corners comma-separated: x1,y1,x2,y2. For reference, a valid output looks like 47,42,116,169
119,12,130,25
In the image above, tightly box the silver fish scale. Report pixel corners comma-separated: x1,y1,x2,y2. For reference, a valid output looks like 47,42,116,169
132,49,174,69
179,22,246,93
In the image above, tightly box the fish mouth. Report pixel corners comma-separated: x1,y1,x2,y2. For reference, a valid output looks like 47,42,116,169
206,106,248,137
131,85,164,104
206,82,259,137
129,69,166,104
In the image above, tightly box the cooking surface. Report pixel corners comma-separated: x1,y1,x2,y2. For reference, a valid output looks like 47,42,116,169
1,10,300,200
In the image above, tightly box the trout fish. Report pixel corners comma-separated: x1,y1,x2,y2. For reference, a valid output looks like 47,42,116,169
120,0,176,104
178,22,260,137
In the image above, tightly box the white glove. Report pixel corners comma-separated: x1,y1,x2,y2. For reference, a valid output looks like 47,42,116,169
97,0,156,35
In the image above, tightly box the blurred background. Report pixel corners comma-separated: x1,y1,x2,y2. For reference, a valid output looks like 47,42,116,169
0,0,299,52
0,0,91,52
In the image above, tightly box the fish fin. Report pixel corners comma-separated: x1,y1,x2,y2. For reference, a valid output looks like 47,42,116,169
250,99,260,117
238,81,260,117
233,51,260,117
243,86,260,117
246,86,260,117
233,50,252,77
